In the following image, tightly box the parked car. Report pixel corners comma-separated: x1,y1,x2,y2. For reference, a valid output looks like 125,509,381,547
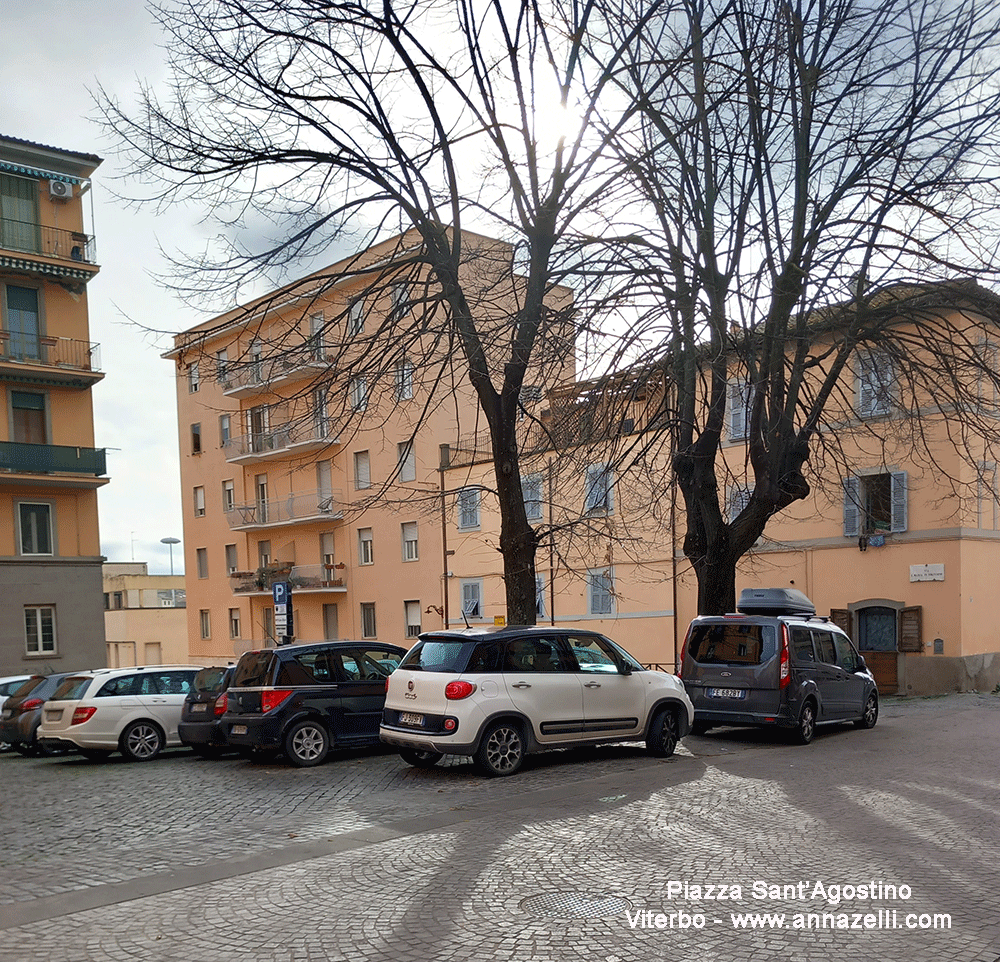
379,626,694,777
224,641,407,766
179,666,235,757
680,587,879,744
0,673,73,756
37,665,202,761
0,675,33,752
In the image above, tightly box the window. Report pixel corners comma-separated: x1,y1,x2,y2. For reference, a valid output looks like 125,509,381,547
728,379,753,441
11,390,46,444
313,387,331,438
320,532,336,567
317,459,334,510
535,574,546,619
193,486,206,517
397,441,415,482
358,527,374,565
216,349,229,383
112,591,124,610
405,600,421,638
222,479,235,513
188,362,200,393
255,474,269,523
349,298,365,335
354,450,371,489
1,174,40,253
402,521,418,561
6,285,41,359
258,540,271,568
360,602,377,638
309,311,326,360
225,544,238,574
978,461,998,530
229,608,241,640
392,282,410,318
588,567,615,615
461,580,483,619
219,414,231,446
584,464,613,515
351,376,368,411
857,351,893,417
523,473,543,521
843,471,907,537
977,339,999,412
196,547,208,579
18,502,52,555
395,356,414,401
458,487,480,529
199,609,211,640
24,606,55,655
726,485,752,522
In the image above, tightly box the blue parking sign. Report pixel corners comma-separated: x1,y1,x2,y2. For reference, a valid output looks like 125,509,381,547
273,581,290,606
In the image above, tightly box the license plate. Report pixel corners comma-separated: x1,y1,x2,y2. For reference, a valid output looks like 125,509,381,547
231,724,248,735
1,709,10,719
709,688,746,699
191,703,208,713
45,709,62,721
399,712,424,726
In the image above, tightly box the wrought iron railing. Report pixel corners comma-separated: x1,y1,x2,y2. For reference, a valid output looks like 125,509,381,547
225,489,344,528
0,334,101,372
0,218,97,264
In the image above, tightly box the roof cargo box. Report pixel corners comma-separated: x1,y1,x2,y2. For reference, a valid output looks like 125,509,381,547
736,587,816,616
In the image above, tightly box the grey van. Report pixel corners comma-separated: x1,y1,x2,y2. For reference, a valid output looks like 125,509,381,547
680,588,879,744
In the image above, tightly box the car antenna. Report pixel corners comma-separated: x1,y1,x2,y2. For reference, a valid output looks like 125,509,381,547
461,607,471,629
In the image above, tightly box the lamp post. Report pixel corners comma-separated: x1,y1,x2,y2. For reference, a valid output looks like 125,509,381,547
160,537,181,606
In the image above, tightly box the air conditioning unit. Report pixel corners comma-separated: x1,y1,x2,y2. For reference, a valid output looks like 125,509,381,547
49,180,73,200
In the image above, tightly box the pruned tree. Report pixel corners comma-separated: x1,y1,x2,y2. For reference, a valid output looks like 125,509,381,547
100,0,641,625
584,0,1000,613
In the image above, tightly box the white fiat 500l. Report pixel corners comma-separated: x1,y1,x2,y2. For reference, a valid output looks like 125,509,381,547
379,627,693,776
38,665,202,761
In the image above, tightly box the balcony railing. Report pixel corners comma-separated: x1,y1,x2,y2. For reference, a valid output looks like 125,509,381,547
223,419,339,462
288,564,348,591
0,440,107,476
225,489,344,529
229,562,294,594
0,334,101,372
222,342,327,395
0,218,97,264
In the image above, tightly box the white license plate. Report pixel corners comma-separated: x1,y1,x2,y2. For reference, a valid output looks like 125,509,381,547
231,724,248,735
399,712,424,726
45,710,62,721
709,688,746,699
191,703,208,713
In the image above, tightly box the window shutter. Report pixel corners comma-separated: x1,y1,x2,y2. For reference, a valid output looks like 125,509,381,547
890,471,908,532
857,356,875,417
843,477,861,537
829,608,852,638
899,606,922,652
728,381,748,440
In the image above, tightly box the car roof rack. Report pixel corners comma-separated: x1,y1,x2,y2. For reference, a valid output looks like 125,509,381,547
736,587,816,617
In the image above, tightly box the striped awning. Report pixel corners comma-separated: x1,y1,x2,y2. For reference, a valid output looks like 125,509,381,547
0,162,81,184
0,254,95,282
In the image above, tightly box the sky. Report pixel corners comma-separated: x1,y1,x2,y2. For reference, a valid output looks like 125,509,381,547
1,1,215,574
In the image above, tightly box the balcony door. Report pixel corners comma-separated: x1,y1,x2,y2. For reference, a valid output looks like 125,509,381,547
11,391,46,444
5,286,41,360
0,174,40,254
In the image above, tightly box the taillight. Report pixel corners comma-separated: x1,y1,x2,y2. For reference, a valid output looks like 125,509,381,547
445,680,476,700
71,706,97,725
19,698,43,713
213,692,228,717
385,677,390,694
779,625,791,688
261,689,293,713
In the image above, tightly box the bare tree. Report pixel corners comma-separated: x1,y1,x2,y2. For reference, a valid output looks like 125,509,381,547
585,0,1000,614
101,0,640,625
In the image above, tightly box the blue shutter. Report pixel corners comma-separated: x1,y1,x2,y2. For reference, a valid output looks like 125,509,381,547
843,477,861,537
891,471,908,532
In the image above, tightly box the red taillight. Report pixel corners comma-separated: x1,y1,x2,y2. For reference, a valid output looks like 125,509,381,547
71,706,97,725
445,680,476,700
19,698,43,713
779,625,791,689
261,689,293,713
385,677,390,694
213,692,228,717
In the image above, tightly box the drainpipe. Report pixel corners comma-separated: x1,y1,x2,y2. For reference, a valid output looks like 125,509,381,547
439,444,451,629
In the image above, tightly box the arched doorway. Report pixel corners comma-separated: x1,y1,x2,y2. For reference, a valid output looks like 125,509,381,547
854,603,899,694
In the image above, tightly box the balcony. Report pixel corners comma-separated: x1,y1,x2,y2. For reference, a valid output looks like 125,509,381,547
229,561,293,595
222,343,328,398
0,334,102,388
289,564,348,592
229,562,348,596
0,218,99,282
0,440,108,487
225,489,344,531
223,419,340,464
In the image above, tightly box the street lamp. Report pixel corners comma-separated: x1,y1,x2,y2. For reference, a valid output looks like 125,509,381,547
160,537,181,575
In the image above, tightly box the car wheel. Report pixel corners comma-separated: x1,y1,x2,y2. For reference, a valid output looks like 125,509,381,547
120,721,165,761
854,692,879,729
794,701,816,745
399,748,443,768
14,742,40,757
646,708,679,757
284,720,330,767
77,748,112,762
475,721,525,777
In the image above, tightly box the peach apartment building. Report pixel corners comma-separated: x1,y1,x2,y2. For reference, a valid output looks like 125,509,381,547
167,230,573,662
0,135,108,675
103,562,188,668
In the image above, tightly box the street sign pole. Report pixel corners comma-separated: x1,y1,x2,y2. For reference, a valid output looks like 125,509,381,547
272,581,294,645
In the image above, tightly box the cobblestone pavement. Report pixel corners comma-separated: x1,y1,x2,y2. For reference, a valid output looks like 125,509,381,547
1,693,998,962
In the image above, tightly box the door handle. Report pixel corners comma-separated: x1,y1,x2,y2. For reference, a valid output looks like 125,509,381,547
584,682,601,688
511,682,532,689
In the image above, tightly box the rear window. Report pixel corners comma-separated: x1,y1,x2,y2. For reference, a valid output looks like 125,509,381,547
232,652,277,687
400,639,487,673
9,676,45,699
687,623,776,665
193,667,231,693
50,676,94,701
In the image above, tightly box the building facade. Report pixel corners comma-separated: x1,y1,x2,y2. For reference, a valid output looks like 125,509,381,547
0,136,108,675
103,562,189,668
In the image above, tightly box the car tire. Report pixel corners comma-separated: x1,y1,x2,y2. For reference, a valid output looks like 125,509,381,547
14,742,40,757
399,748,443,768
793,701,816,745
284,720,330,767
475,721,525,777
854,692,879,729
646,708,679,757
77,748,112,762
120,721,165,761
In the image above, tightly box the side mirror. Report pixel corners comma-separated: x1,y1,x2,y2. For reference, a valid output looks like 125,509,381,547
618,661,633,676
857,655,867,671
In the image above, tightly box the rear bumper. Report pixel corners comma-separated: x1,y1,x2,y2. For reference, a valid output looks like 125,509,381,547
221,715,283,750
0,715,37,744
379,724,476,756
692,707,796,728
178,720,227,747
